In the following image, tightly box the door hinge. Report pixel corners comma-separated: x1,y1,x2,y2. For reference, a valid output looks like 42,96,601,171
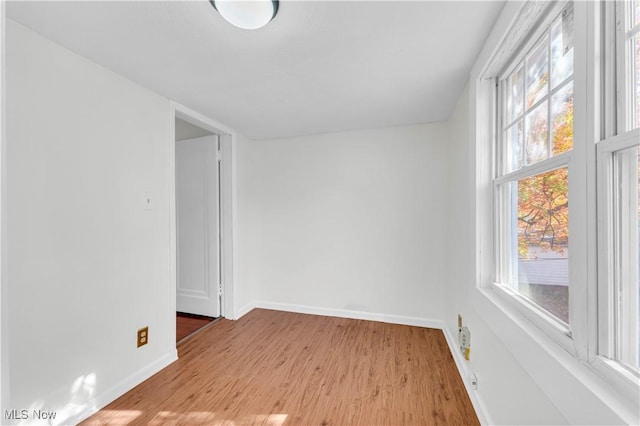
217,283,223,296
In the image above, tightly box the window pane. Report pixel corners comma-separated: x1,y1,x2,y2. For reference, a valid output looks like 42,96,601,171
506,121,523,172
501,13,573,174
633,0,640,28
526,37,549,108
507,65,524,123
623,1,640,131
515,168,569,323
525,100,549,165
550,17,574,88
634,33,640,129
615,146,640,371
551,81,574,155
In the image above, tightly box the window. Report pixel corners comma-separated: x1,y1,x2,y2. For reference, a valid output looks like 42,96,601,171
494,4,574,327
474,0,640,418
597,0,640,378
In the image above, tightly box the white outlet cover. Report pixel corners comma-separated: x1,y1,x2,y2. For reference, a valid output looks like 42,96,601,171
459,326,471,349
469,371,478,390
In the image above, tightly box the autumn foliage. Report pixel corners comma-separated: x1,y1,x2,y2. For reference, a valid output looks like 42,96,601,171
517,99,572,258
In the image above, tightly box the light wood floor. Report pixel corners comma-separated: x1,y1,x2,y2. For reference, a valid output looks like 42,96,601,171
83,309,479,425
176,312,216,343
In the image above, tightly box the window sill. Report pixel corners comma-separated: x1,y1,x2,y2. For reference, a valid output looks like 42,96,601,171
591,356,640,402
472,285,639,425
491,282,575,355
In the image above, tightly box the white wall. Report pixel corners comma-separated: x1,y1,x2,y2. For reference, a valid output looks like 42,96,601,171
444,85,568,425
5,20,175,424
237,124,449,322
234,132,257,317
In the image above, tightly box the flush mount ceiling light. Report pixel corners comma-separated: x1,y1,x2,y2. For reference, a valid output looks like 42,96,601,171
211,0,279,30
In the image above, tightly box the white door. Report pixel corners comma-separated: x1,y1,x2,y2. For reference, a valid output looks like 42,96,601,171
176,135,221,317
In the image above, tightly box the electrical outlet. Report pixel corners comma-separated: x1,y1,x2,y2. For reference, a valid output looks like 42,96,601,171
137,326,149,348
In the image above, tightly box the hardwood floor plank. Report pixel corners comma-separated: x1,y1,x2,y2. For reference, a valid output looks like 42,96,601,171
176,313,216,343
83,309,479,425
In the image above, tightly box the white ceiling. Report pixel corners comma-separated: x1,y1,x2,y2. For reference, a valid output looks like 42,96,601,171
7,1,504,140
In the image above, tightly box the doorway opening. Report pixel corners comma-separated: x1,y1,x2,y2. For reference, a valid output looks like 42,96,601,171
172,107,233,345
176,312,216,343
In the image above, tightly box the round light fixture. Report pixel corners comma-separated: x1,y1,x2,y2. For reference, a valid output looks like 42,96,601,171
211,0,279,30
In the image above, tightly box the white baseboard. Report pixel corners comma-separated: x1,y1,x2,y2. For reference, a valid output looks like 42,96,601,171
442,326,492,426
60,349,178,426
234,302,256,320
253,300,445,329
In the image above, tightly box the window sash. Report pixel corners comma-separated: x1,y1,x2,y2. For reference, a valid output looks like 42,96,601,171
493,3,575,333
497,6,575,177
493,163,571,327
596,128,640,378
495,151,570,185
615,147,639,370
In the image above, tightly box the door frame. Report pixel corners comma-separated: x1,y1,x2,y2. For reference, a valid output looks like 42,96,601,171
170,102,235,339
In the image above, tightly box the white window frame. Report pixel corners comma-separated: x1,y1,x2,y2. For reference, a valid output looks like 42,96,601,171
490,0,586,357
472,0,640,420
593,0,640,394
596,129,640,394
